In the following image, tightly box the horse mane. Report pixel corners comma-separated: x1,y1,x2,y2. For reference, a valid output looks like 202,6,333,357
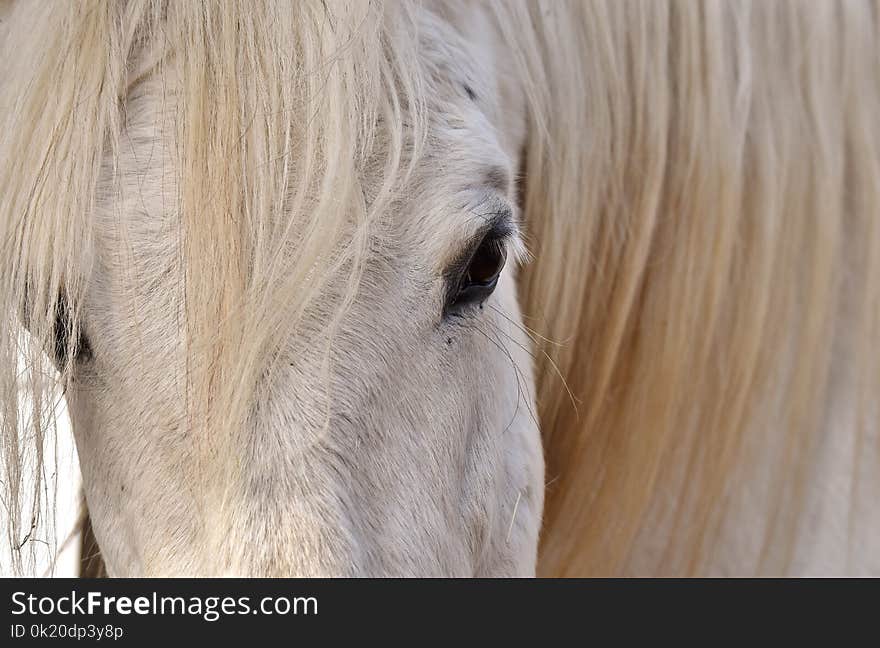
1,1,878,576
503,1,880,575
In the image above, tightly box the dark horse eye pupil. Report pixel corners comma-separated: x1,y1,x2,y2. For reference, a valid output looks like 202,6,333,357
448,236,508,311
467,238,506,284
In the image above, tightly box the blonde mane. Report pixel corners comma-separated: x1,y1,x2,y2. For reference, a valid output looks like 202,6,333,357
508,1,880,575
2,1,878,576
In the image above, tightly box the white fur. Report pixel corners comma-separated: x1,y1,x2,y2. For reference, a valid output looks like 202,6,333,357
64,3,542,577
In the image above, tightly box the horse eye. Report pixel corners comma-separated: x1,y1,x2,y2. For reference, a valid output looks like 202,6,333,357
450,236,508,309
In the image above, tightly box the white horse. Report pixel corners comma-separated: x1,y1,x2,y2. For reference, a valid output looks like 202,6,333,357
1,0,879,577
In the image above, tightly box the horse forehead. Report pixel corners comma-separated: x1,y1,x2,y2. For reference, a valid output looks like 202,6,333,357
89,8,520,298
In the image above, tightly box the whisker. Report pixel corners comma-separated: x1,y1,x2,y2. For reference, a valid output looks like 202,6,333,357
489,304,567,347
457,319,536,434
506,489,523,543
488,305,581,419
477,320,541,432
